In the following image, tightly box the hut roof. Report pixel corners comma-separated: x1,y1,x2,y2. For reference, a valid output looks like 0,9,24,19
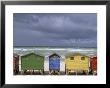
65,53,90,58
13,53,19,58
90,56,97,59
21,52,44,57
49,53,60,58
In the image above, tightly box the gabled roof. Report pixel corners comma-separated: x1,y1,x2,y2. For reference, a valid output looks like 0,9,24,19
21,52,44,57
49,53,60,58
90,56,97,59
13,53,19,58
65,53,90,58
14,50,44,57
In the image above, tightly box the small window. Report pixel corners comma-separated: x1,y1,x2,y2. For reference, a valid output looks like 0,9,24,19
81,57,85,60
70,57,74,60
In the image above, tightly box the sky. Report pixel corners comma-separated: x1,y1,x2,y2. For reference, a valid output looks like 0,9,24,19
13,13,97,48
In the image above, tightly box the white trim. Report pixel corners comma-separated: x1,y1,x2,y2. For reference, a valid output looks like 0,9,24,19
19,56,21,71
44,55,49,71
60,56,65,72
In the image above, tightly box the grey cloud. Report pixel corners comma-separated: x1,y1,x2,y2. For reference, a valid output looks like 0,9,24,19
13,13,97,47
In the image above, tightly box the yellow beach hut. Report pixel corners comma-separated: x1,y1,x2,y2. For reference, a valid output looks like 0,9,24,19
65,53,89,75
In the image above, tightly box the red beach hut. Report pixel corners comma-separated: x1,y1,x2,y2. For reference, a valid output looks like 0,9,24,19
13,53,19,74
90,56,97,75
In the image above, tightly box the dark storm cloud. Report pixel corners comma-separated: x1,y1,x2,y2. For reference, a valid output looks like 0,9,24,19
13,13,97,47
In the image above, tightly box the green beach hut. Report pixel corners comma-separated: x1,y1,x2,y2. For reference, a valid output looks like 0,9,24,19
21,53,44,75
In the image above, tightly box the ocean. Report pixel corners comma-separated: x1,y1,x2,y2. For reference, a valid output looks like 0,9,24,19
13,47,97,57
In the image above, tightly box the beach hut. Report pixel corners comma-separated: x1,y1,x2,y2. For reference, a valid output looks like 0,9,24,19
65,53,89,75
21,53,44,75
13,53,19,75
49,53,60,75
90,56,97,75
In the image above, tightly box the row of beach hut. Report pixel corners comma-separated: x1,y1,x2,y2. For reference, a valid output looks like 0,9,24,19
13,53,97,75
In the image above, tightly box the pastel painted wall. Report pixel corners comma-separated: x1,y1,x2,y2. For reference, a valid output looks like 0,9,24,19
65,54,89,71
